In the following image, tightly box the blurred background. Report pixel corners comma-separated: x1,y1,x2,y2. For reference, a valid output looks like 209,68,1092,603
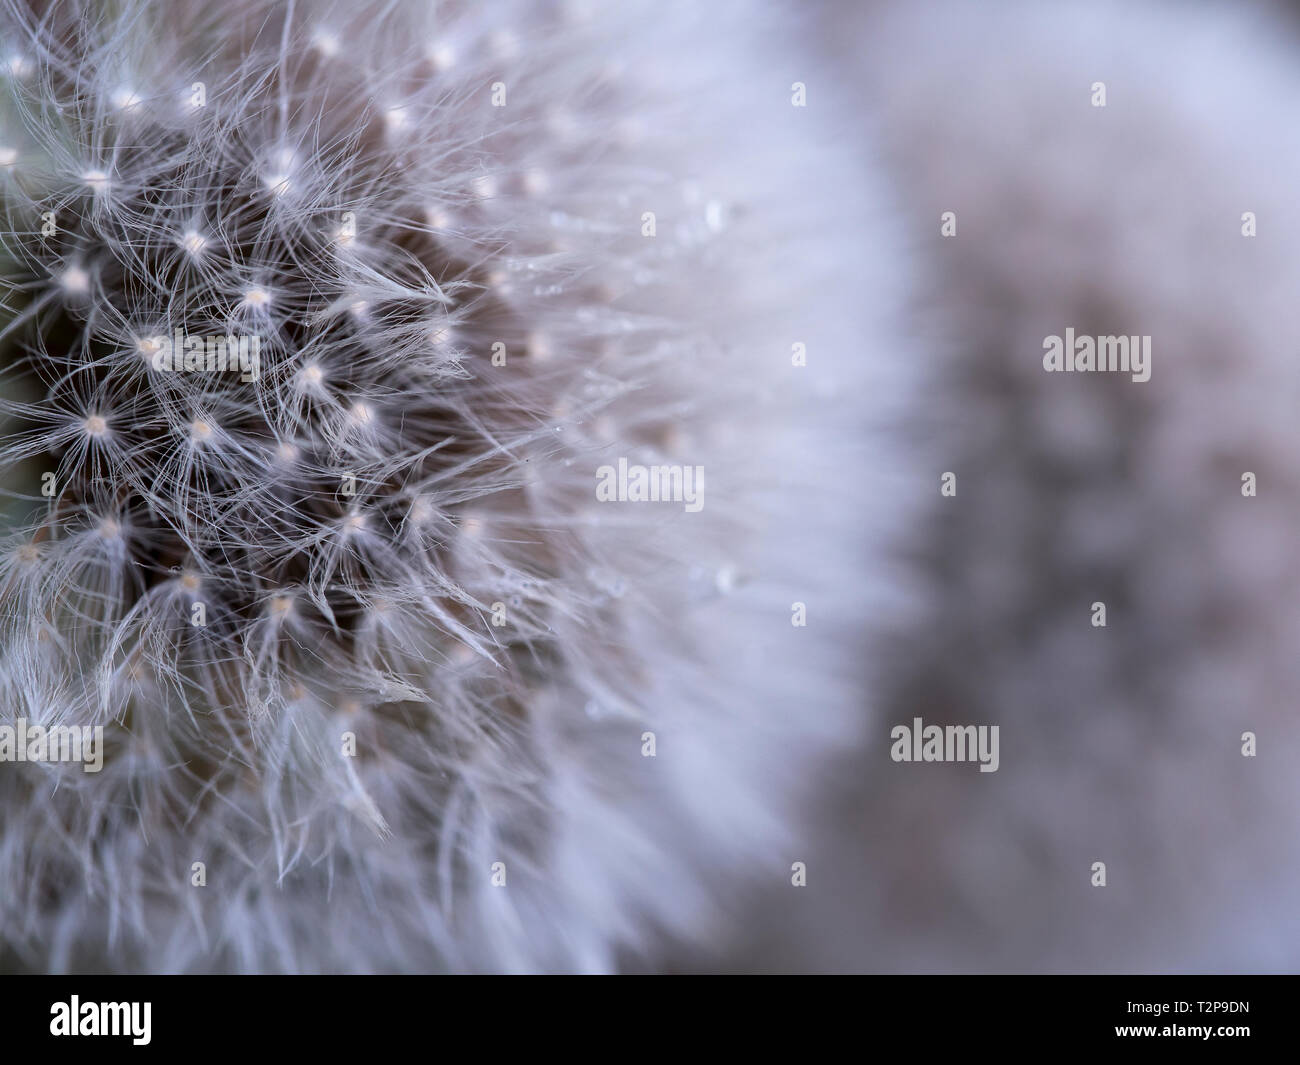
671,0,1300,972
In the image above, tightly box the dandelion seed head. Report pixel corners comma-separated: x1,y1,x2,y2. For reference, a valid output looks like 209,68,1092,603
382,105,409,133
111,86,142,112
60,266,91,294
407,496,434,525
296,364,325,389
180,229,207,257
262,150,297,197
264,172,291,196
241,286,272,309
426,42,455,70
312,29,340,57
0,0,897,978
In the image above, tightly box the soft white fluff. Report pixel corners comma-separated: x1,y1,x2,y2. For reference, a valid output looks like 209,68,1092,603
0,0,909,971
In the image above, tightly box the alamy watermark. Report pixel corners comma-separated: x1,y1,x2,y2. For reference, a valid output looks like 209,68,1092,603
145,330,261,382
595,457,704,512
890,716,999,773
0,719,104,772
1043,329,1151,382
50,997,150,1045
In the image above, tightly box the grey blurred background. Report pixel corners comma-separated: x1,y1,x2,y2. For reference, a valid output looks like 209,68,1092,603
673,0,1300,972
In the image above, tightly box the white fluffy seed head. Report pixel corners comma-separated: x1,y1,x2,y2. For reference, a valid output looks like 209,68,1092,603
111,86,142,111
180,229,207,256
60,266,91,294
295,363,325,390
311,29,340,57
426,42,455,70
0,0,903,976
382,105,409,133
261,149,296,197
